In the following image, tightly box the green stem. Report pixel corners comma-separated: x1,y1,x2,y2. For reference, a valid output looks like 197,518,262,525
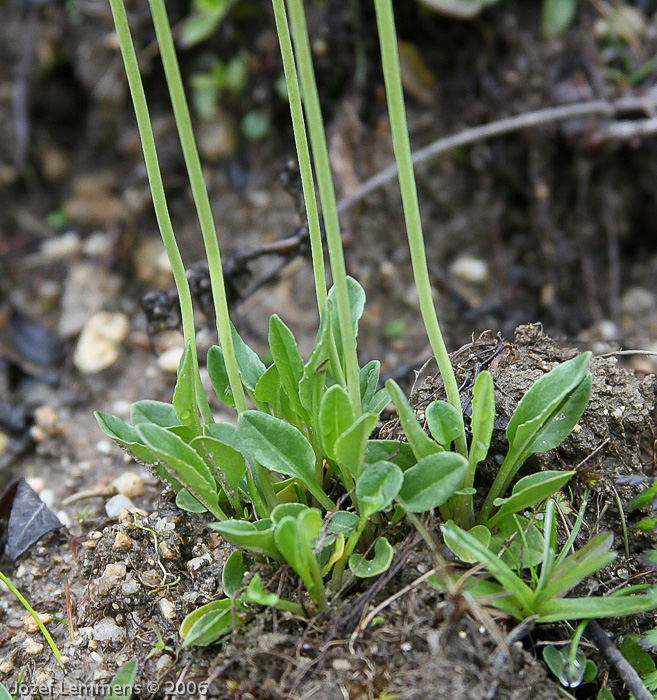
286,0,361,415
271,0,327,314
0,570,63,666
109,0,212,422
148,0,247,415
373,0,466,458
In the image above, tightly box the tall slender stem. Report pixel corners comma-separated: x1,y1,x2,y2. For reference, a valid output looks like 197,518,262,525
109,0,212,422
272,0,327,314
148,0,247,414
374,0,466,457
286,0,361,415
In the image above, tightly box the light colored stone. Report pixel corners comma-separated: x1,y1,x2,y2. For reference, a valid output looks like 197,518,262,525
22,612,52,634
158,598,176,621
621,286,656,315
92,618,126,643
157,345,185,373
23,638,44,655
113,532,134,551
74,311,129,373
449,255,489,284
105,494,138,519
133,237,173,287
96,563,127,595
112,472,144,499
187,553,212,573
41,232,81,259
120,577,139,595
58,263,123,338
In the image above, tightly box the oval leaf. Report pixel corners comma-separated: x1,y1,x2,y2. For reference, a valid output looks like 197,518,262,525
356,461,404,518
211,519,280,561
349,537,394,578
238,411,332,509
399,452,468,513
319,385,355,462
386,379,442,460
222,550,247,599
207,345,235,408
469,370,495,467
269,315,305,416
173,341,201,434
426,400,464,447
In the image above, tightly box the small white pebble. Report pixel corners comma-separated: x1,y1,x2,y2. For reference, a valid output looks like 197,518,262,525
449,255,489,284
26,477,46,493
96,440,113,455
38,489,55,508
106,495,136,519
23,638,44,655
159,598,176,621
401,642,412,652
112,472,144,499
158,345,185,373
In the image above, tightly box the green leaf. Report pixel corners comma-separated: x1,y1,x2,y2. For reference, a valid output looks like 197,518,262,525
274,509,326,607
441,522,534,611
94,411,157,464
620,637,656,676
207,345,235,408
365,440,417,471
0,684,11,700
180,598,247,647
628,481,657,511
269,502,311,523
130,400,181,428
349,537,394,578
334,413,379,480
356,461,404,518
327,511,360,536
173,341,201,434
176,488,207,513
136,423,217,497
536,533,616,604
426,400,464,448
210,519,280,560
386,379,442,460
399,452,468,513
299,307,331,414
205,422,244,454
190,436,247,492
368,387,391,415
489,515,545,569
542,646,589,688
469,370,495,467
597,688,616,700
329,276,366,348
487,471,575,527
542,0,577,40
238,411,333,509
319,385,355,461
222,550,247,599
442,522,491,563
104,659,138,699
246,573,280,607
507,352,592,456
537,590,657,623
231,323,266,392
269,315,306,417
360,360,381,412
254,364,280,407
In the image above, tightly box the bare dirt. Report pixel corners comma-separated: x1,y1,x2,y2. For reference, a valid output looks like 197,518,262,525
3,0,657,698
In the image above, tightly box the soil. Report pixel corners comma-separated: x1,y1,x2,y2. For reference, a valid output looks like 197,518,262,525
2,0,657,698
